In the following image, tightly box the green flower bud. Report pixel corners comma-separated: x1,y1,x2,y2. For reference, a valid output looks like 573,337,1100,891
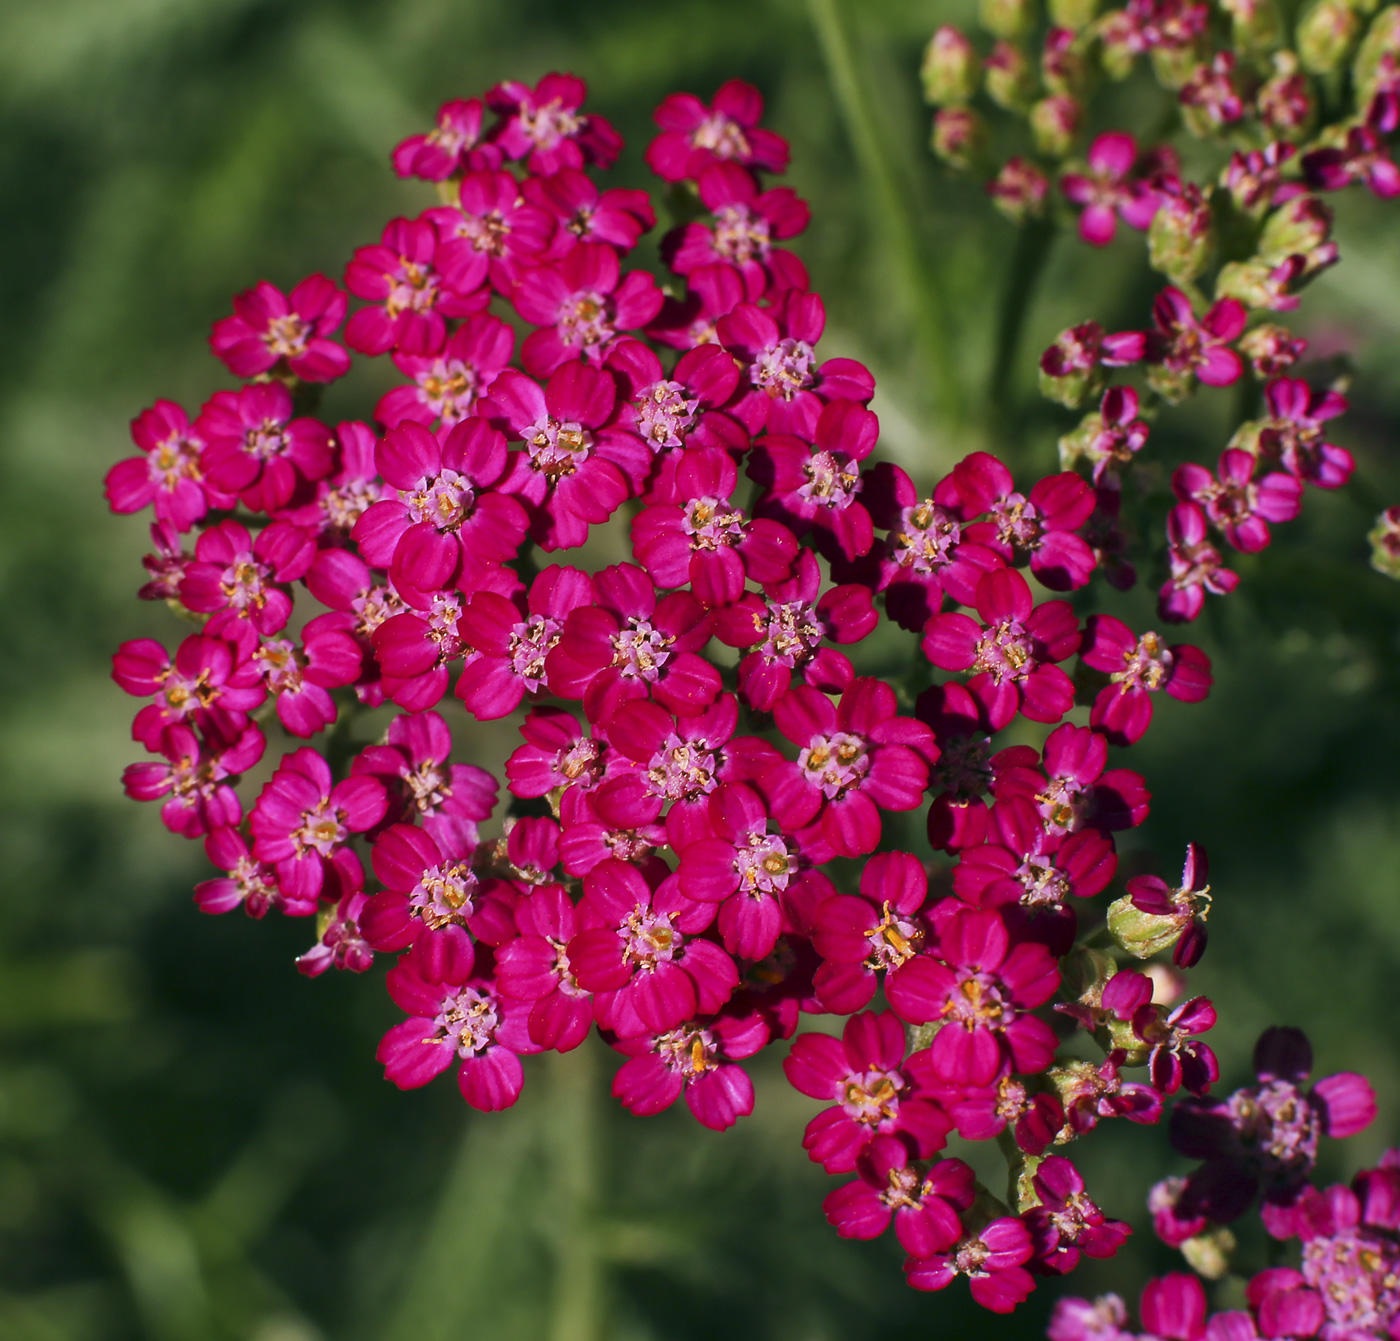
979,0,1035,40
1107,893,1185,959
985,40,1038,110
987,157,1050,223
1148,188,1215,286
1145,364,1195,403
1151,43,1206,90
1043,27,1093,96
1181,1227,1239,1280
1060,944,1117,1007
931,105,988,171
1297,0,1364,73
922,26,981,105
1215,259,1285,310
1369,507,1400,578
1258,52,1317,137
1103,1012,1150,1065
1220,0,1284,53
1058,411,1103,472
1049,0,1100,30
1259,195,1333,262
1355,6,1400,102
1030,94,1083,157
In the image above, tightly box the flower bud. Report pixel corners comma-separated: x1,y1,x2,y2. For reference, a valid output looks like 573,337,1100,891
1030,94,1083,157
922,26,981,105
1040,322,1107,408
1239,322,1307,376
1355,6,1400,103
1151,43,1207,91
1107,893,1185,959
1060,944,1117,1006
1297,0,1364,73
931,106,987,171
979,0,1035,40
1099,12,1141,79
1258,52,1317,136
1219,0,1285,53
1049,0,1100,30
1148,186,1214,285
1043,27,1092,96
985,40,1037,110
1180,1226,1238,1280
1259,194,1333,262
1369,505,1400,577
987,157,1050,222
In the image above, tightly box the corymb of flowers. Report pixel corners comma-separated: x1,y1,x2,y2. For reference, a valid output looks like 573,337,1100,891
108,3,1400,1328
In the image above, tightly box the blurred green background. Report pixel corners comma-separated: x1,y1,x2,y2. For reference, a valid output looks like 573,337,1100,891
3,0,1400,1337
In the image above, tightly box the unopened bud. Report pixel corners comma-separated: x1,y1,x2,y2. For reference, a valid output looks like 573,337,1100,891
1049,0,1100,30
1220,0,1285,53
985,40,1037,110
931,106,988,171
1297,0,1364,73
1060,944,1117,1005
1040,322,1107,408
1107,894,1185,959
1355,6,1400,103
1259,194,1333,262
1258,52,1317,135
1148,187,1215,285
1181,1226,1238,1279
979,0,1035,40
1239,322,1308,376
1370,505,1400,577
1099,12,1141,79
987,157,1050,223
1043,27,1092,96
922,26,981,105
1030,94,1083,157
1151,43,1207,91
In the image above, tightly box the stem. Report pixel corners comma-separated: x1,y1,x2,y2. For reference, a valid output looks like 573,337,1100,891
804,0,962,427
986,217,1056,448
547,1038,605,1341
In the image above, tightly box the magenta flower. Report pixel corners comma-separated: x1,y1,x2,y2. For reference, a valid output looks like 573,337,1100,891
344,216,485,357
210,274,350,383
1173,450,1303,553
1041,320,1148,380
251,616,362,738
1052,1049,1162,1138
391,98,500,180
711,550,876,711
485,73,622,175
824,1136,975,1257
919,682,995,853
646,262,745,351
676,780,824,961
249,747,387,902
782,1011,951,1173
196,381,334,513
376,313,515,429
1259,378,1354,489
567,859,736,1037
1180,52,1245,128
611,1011,766,1130
105,400,224,533
904,1216,1036,1313
860,463,1005,631
646,79,790,183
352,418,526,596
762,679,934,858
296,888,374,977
809,851,933,1015
195,826,290,917
1047,1293,1133,1341
1304,124,1400,199
747,398,878,561
555,787,669,880
123,719,263,839
1159,502,1240,623
1025,1155,1132,1273
923,568,1081,731
1292,1170,1400,1336
378,928,538,1110
663,161,810,300
1124,842,1213,969
426,170,556,297
176,519,311,636
716,292,874,438
1149,288,1247,387
991,721,1151,836
513,242,663,377
297,421,386,538
1131,990,1219,1096
454,565,593,719
360,821,514,952
1082,616,1213,745
1082,385,1150,486
548,561,720,723
372,588,474,713
632,447,799,607
893,907,1059,1085
947,452,1097,591
1060,132,1162,246
489,363,649,551
494,884,594,1052
521,168,656,258
350,709,496,853
113,630,267,748
505,707,618,823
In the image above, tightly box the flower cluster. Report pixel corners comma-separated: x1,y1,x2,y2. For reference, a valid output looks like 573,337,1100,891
106,37,1389,1320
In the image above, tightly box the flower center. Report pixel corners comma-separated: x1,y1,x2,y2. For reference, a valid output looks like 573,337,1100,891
893,501,961,573
508,613,561,690
712,204,771,264
295,802,347,857
691,112,751,159
750,337,816,400
612,618,673,681
557,291,615,350
842,1068,903,1124
417,360,480,420
244,418,291,461
434,986,499,1058
322,479,381,531
973,618,1035,683
405,468,477,532
621,907,682,969
526,415,593,480
943,971,1011,1029
262,313,311,358
863,901,923,971
758,599,823,667
386,261,440,316
646,735,719,801
656,1026,718,1077
254,638,305,693
798,731,870,798
734,831,793,895
800,451,861,508
635,380,699,450
520,98,582,149
411,861,478,929
683,495,746,549
402,759,449,813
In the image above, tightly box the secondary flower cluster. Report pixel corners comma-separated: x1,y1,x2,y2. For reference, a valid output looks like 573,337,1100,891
921,0,1392,627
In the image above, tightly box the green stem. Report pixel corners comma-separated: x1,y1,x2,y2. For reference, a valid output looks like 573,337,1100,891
986,217,1056,447
805,0,962,427
548,1038,605,1341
